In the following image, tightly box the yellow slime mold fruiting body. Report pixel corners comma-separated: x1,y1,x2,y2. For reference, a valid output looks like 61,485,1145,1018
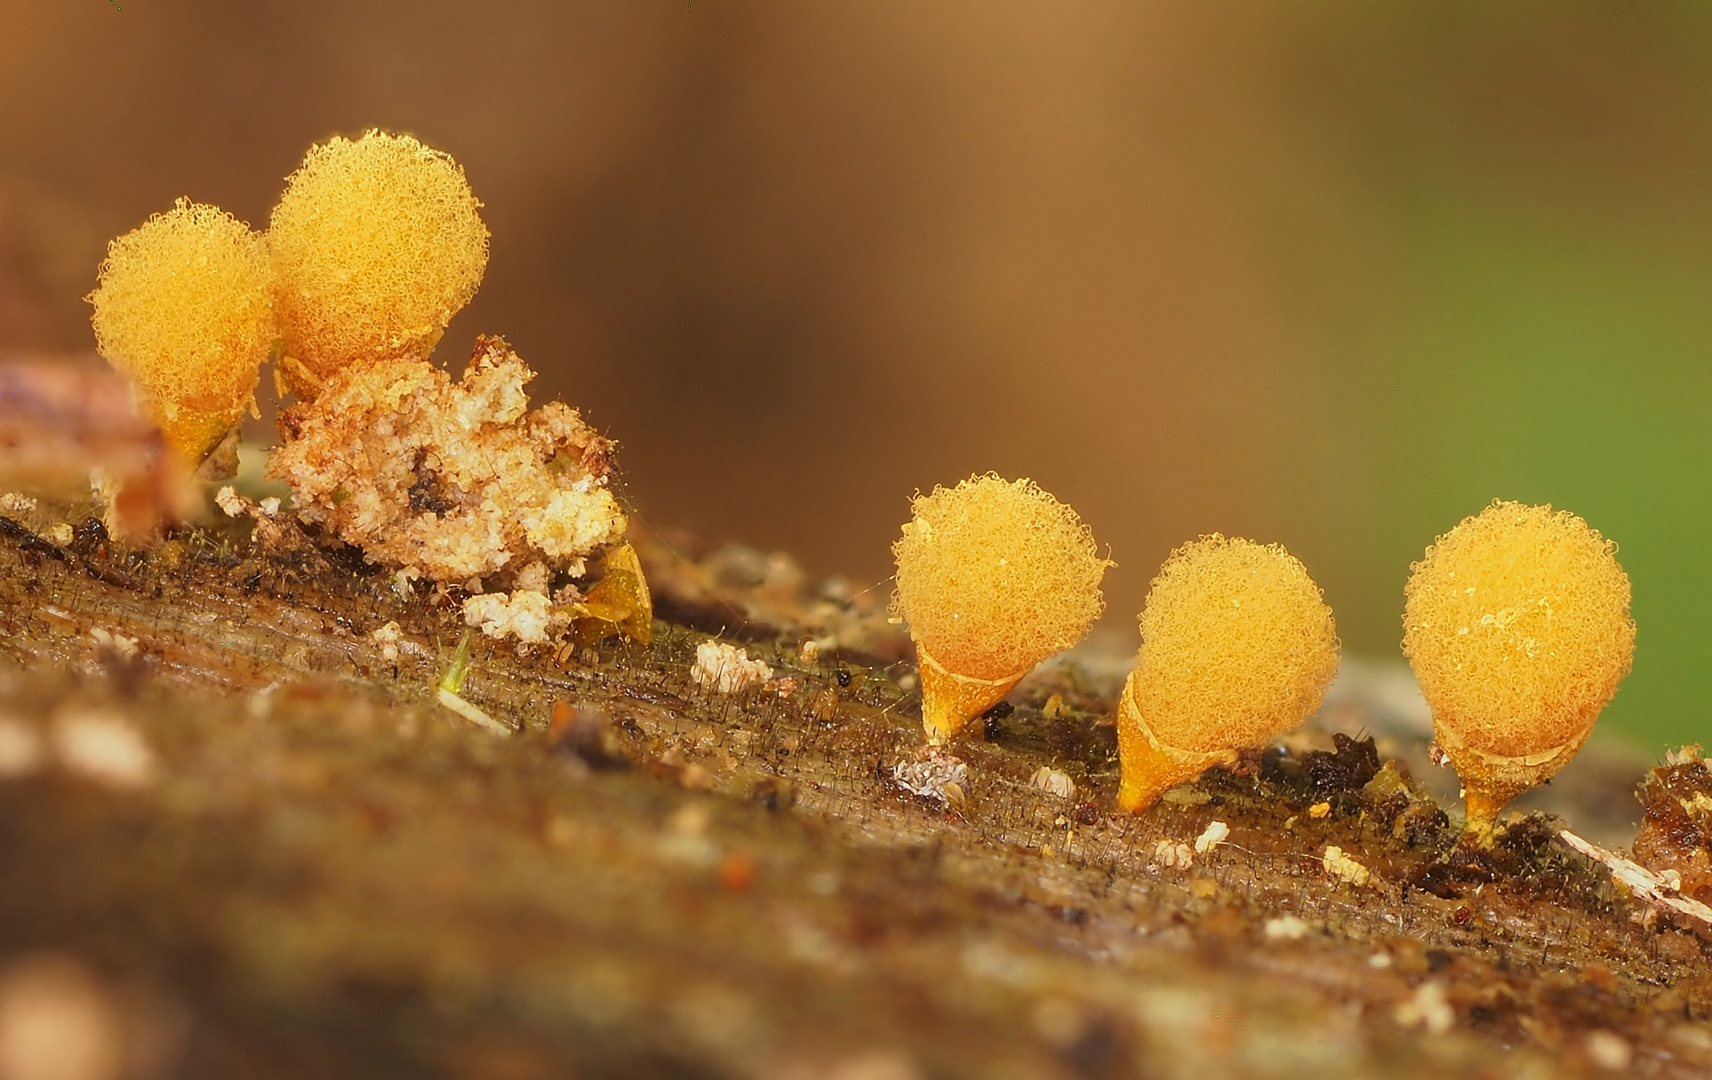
1116,534,1340,814
1403,500,1634,843
268,129,489,399
891,474,1109,745
86,198,275,464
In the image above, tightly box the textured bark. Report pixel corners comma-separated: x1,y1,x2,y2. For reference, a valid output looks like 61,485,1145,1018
0,510,1706,1079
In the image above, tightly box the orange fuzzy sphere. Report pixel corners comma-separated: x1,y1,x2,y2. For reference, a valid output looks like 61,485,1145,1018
269,130,489,397
891,474,1108,682
87,199,274,462
1128,534,1340,754
1403,500,1634,760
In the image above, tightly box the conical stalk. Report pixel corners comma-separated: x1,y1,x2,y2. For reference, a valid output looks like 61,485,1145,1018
916,643,1025,746
1435,721,1588,845
1115,672,1234,813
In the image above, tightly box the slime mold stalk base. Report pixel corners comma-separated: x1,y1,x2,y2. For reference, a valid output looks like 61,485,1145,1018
1436,720,1590,845
1114,673,1237,813
917,643,1023,746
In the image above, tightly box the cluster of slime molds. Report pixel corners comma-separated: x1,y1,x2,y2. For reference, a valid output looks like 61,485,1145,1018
87,199,274,463
891,474,1109,744
1116,534,1340,813
1404,500,1634,840
91,131,630,641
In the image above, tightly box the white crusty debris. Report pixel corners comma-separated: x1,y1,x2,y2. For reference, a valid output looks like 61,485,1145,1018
371,620,403,662
1153,839,1194,870
1559,829,1712,930
1263,915,1311,941
1394,981,1454,1035
890,749,968,809
1030,766,1076,799
88,627,138,661
690,640,774,695
266,337,627,607
463,590,564,645
1194,820,1230,854
1322,845,1373,888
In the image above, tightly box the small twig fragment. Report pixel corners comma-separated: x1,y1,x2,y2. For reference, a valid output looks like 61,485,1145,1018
1559,828,1712,929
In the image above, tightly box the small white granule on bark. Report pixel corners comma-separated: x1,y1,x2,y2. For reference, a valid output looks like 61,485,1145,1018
1263,915,1310,940
46,524,73,547
1153,840,1194,869
0,719,44,779
1030,766,1075,799
52,710,155,790
214,485,246,518
0,493,36,515
88,628,137,661
1394,981,1453,1035
371,621,403,662
1585,1030,1632,1071
889,749,968,808
462,590,561,644
690,640,773,695
1194,820,1230,854
1323,845,1372,888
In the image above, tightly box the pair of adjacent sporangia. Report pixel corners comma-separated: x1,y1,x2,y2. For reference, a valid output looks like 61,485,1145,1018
889,475,1635,842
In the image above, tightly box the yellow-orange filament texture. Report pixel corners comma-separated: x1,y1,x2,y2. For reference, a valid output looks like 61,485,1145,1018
269,129,489,398
1403,500,1634,841
891,474,1108,744
87,198,274,463
1117,535,1339,813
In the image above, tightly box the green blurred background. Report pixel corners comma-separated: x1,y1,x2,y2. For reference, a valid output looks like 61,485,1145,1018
1,2,1708,747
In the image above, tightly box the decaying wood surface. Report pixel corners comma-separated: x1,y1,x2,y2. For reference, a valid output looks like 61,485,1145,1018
0,505,1708,1080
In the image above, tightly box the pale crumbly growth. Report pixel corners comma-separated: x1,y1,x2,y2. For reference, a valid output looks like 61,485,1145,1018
1403,500,1634,758
87,199,274,462
370,620,403,662
266,336,626,598
690,640,774,695
1322,845,1373,888
463,591,563,646
269,130,489,397
1029,766,1075,799
891,474,1108,681
1130,534,1340,754
889,749,969,808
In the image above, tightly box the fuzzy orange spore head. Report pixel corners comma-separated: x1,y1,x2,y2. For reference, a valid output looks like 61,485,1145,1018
1403,500,1634,839
86,198,274,463
1117,535,1339,813
268,130,489,398
891,474,1109,743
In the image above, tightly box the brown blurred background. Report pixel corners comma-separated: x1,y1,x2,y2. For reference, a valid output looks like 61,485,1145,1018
3,2,1711,746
